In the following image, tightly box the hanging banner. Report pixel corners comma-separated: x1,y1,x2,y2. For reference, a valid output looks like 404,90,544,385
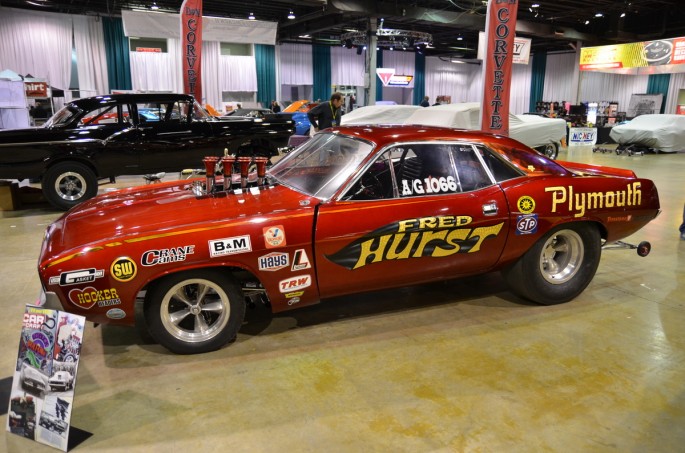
7,305,86,451
480,0,519,136
181,0,203,103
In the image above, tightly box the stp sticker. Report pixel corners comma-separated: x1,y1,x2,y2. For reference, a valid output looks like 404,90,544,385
258,252,289,271
263,225,286,248
279,275,311,293
111,257,137,282
209,235,251,258
516,214,538,235
291,249,311,271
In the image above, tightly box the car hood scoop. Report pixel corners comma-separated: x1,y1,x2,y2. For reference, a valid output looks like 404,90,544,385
53,181,312,250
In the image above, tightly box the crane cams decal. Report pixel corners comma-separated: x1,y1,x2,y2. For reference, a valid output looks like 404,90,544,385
327,215,504,270
142,245,195,266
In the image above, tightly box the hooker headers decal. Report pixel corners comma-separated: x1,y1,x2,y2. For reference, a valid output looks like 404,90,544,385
326,215,504,270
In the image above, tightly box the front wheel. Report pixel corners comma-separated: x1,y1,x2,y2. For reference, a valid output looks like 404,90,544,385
503,223,601,305
42,162,98,210
144,269,245,354
536,143,559,160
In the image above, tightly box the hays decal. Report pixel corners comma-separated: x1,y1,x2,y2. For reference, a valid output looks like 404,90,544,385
327,215,504,270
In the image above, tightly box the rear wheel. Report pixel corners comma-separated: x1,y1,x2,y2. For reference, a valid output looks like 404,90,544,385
536,143,559,160
503,223,601,305
144,269,245,354
42,162,98,210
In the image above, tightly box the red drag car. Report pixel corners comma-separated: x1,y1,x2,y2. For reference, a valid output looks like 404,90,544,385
37,125,660,354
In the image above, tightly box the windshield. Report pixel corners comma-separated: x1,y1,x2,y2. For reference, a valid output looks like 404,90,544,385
269,132,374,199
43,104,80,128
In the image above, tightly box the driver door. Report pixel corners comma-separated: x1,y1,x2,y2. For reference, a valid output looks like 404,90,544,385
314,142,510,299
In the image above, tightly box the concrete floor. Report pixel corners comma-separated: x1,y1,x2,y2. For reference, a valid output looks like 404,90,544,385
1,146,684,452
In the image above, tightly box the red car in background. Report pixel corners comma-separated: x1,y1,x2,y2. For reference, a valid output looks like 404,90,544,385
37,125,660,354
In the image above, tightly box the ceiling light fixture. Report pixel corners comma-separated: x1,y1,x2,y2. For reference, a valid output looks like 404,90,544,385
288,11,295,20
620,12,626,18
248,12,255,20
151,1,159,10
594,12,604,18
584,20,590,25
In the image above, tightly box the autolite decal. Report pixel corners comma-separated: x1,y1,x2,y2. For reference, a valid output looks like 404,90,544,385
141,245,195,266
546,182,641,218
327,215,504,270
68,287,121,309
279,275,311,293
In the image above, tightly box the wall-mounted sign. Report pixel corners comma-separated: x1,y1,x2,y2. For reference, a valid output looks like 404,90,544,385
24,81,48,98
375,68,414,87
136,47,162,52
478,32,531,65
580,37,685,72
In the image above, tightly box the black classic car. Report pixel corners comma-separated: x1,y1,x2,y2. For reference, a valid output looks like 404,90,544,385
0,93,294,210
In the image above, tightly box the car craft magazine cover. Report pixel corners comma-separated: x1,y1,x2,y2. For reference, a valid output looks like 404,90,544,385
7,305,85,451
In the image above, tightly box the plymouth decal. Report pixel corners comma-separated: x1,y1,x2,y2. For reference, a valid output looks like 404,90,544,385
546,182,641,218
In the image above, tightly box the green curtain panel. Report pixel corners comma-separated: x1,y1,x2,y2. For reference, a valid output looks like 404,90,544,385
102,17,132,91
376,50,384,102
529,52,546,112
647,74,671,114
312,45,332,102
255,44,276,108
413,52,426,106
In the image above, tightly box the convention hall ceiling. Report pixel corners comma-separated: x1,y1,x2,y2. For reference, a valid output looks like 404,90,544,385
3,0,685,59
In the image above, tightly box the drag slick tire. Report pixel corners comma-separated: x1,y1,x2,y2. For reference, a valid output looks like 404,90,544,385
144,269,245,354
43,162,98,210
503,223,601,305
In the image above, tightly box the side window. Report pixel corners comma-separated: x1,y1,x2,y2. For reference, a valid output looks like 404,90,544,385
78,105,119,126
474,145,524,182
136,102,163,123
170,101,191,122
343,149,396,201
450,144,492,192
398,144,460,197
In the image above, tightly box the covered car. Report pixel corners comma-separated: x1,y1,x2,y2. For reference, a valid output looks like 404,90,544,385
341,104,421,125
609,114,685,153
0,93,294,210
37,125,659,355
404,103,567,159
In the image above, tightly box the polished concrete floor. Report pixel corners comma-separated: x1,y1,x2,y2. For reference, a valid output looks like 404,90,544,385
1,146,684,452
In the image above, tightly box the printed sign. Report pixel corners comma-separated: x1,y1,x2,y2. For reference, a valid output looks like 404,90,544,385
7,305,86,451
568,127,597,146
209,235,252,257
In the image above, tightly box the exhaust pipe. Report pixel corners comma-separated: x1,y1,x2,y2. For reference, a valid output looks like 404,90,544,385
254,156,268,187
221,155,236,191
237,156,251,189
202,156,219,194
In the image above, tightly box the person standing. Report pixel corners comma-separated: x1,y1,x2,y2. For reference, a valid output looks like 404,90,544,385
270,100,281,113
308,92,343,133
420,96,430,107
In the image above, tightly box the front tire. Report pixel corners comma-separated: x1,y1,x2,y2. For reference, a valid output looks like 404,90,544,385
536,143,559,160
144,269,245,354
503,223,601,305
42,162,98,210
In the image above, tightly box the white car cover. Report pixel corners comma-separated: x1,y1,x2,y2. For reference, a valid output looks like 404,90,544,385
609,114,685,153
341,105,421,125
404,103,567,149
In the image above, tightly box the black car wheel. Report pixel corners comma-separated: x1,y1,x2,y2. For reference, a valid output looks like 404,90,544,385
144,269,245,354
503,223,601,305
537,143,559,160
43,162,98,210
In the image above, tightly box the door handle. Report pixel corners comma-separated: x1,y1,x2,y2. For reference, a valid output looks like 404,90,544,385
482,201,498,216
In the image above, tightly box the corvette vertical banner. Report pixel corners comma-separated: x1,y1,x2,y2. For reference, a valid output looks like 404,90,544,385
480,0,518,136
181,0,203,103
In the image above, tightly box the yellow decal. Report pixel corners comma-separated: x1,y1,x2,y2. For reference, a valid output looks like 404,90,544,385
545,182,641,218
517,196,535,214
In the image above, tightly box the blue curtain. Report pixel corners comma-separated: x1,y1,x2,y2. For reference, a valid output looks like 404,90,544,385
528,52,546,112
255,44,276,108
647,74,671,114
413,52,426,105
376,50,384,102
102,17,132,91
312,45,331,102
